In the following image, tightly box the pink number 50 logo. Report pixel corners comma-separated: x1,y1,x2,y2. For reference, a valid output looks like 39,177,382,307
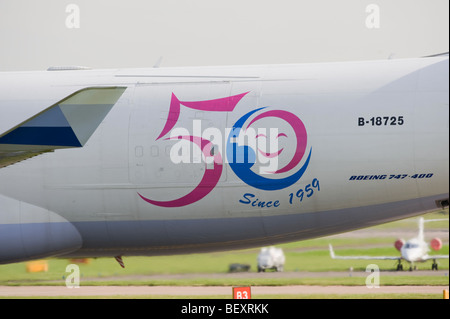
138,91,311,207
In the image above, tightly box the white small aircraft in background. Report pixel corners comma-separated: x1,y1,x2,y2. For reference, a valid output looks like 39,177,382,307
329,217,449,271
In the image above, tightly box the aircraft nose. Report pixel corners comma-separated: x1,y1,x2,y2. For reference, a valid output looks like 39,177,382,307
403,248,421,262
403,250,412,261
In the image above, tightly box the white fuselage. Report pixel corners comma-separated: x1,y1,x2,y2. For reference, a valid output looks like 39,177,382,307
0,56,448,262
401,239,430,263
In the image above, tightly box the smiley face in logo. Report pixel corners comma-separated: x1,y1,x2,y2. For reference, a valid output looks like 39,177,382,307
139,92,312,207
226,107,312,191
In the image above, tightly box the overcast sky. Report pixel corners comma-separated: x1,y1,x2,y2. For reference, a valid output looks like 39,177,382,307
0,0,448,71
